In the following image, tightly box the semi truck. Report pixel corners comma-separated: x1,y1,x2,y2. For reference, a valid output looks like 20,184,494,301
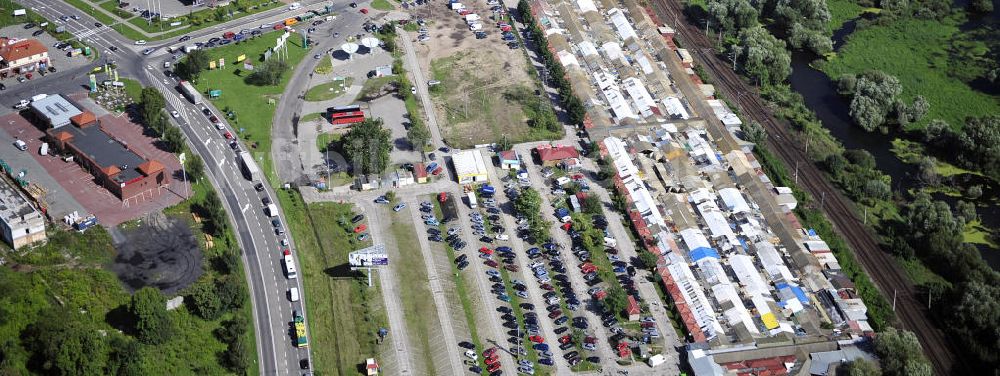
178,80,202,104
293,314,309,347
239,151,259,180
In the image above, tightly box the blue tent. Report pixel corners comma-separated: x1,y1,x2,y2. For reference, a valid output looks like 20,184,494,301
690,247,719,262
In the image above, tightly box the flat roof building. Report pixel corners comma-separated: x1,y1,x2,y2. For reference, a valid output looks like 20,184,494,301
30,94,82,129
0,174,46,249
452,149,489,184
41,96,168,201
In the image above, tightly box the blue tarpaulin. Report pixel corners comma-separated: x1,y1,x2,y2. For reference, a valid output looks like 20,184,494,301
775,282,810,305
690,247,719,262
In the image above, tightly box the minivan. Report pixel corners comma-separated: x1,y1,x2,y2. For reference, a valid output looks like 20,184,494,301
13,140,27,151
289,287,299,301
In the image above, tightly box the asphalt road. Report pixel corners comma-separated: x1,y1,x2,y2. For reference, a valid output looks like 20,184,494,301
8,1,379,375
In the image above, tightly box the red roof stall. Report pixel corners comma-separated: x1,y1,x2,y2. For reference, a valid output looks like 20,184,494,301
536,145,580,167
626,295,641,321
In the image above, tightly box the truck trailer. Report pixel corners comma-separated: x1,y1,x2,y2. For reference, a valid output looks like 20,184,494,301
178,81,202,104
239,151,259,180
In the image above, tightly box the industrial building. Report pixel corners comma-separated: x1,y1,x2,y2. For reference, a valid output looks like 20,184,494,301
34,95,168,201
452,149,489,184
0,174,46,249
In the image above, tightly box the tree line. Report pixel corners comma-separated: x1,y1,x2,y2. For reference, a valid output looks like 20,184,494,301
517,0,587,126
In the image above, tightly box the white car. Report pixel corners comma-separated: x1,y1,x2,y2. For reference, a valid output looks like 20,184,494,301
464,350,478,360
170,110,179,118
134,40,147,45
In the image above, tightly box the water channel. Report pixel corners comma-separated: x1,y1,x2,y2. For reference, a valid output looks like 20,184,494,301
784,15,1000,269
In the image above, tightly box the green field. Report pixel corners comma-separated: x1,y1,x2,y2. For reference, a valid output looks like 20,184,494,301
305,77,353,102
371,0,395,11
388,211,437,375
825,0,864,31
0,178,256,375
191,32,309,185
63,0,282,41
819,16,1000,130
275,191,389,375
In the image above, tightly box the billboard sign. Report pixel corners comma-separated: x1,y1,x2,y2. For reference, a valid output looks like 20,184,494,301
349,244,388,268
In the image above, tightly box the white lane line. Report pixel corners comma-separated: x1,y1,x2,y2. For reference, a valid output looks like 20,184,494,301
243,203,250,213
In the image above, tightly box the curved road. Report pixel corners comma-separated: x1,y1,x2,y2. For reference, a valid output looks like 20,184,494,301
9,1,379,374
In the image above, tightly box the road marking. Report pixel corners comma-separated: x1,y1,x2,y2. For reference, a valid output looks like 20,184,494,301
217,158,225,167
243,204,250,213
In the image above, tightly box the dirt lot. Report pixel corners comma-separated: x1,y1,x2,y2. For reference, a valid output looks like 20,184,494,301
406,1,549,148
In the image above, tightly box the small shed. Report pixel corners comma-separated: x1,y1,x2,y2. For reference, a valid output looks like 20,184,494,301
392,169,414,187
497,150,520,170
626,295,641,321
562,157,582,170
413,163,429,183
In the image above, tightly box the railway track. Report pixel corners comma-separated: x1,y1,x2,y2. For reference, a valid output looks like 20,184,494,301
647,0,960,374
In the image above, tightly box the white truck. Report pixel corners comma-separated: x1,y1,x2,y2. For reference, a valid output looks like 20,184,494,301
178,80,202,104
467,191,478,209
265,203,278,217
239,151,259,180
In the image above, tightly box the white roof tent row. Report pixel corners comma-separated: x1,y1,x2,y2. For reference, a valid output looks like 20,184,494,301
575,0,598,13
729,254,772,299
718,187,751,214
667,261,723,339
605,137,665,227
662,96,691,119
622,77,657,118
608,8,638,41
578,40,599,57
755,241,795,282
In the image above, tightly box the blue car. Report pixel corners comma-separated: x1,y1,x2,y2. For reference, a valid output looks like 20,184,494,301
532,343,549,351
538,358,554,366
496,246,512,253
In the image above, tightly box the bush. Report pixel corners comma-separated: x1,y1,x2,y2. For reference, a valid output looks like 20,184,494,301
245,59,289,86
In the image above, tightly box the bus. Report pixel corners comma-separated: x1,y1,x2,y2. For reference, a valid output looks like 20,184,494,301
327,105,366,125
284,254,298,279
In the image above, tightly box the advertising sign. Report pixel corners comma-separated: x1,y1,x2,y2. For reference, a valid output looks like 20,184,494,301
349,245,388,268
236,54,246,62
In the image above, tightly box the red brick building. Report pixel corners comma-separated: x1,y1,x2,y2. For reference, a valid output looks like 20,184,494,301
47,110,167,200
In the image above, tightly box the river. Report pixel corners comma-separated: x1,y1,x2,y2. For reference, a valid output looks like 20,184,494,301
785,15,1000,269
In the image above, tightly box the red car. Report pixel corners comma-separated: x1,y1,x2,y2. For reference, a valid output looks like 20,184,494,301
223,31,235,39
504,264,519,272
484,259,498,268
360,8,368,14
540,283,554,291
548,310,562,319
479,247,494,255
283,249,291,255
559,335,571,344
223,131,233,140
273,23,284,30
353,224,367,233
485,355,500,365
487,361,501,373
528,335,544,344
483,347,498,358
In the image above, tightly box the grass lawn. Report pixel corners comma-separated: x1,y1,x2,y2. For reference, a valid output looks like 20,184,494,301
963,220,997,248
819,16,1000,130
356,75,398,101
301,112,325,123
63,0,281,41
825,0,864,31
371,0,395,11
890,138,981,178
276,190,389,375
190,31,309,185
314,55,333,74
305,77,354,102
99,0,134,20
387,212,438,375
121,78,143,103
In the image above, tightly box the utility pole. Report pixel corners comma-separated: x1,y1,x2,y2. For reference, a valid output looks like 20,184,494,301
892,289,897,311
820,191,826,209
794,161,799,185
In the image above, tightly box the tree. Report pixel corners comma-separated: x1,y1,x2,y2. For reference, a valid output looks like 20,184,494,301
741,120,767,143
848,70,902,132
638,251,660,270
185,153,205,181
514,188,542,216
969,0,994,13
130,287,174,345
108,336,145,376
178,49,209,81
957,116,1000,180
603,285,629,317
908,95,929,123
139,87,166,127
342,118,392,175
225,334,252,374
837,358,882,376
24,308,110,375
916,157,940,186
216,275,248,311
246,59,289,86
874,327,932,376
707,0,759,35
383,190,396,204
202,189,228,236
734,27,792,85
188,280,224,320
162,123,185,152
581,195,604,215
949,281,1000,365
966,185,983,199
407,122,430,150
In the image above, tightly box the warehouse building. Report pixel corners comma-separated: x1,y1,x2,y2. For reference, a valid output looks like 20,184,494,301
452,149,489,184
0,175,47,249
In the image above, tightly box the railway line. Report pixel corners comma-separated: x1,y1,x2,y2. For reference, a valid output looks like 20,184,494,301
647,0,960,374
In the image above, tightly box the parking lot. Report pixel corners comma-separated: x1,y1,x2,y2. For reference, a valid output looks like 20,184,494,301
0,24,94,88
0,93,187,226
